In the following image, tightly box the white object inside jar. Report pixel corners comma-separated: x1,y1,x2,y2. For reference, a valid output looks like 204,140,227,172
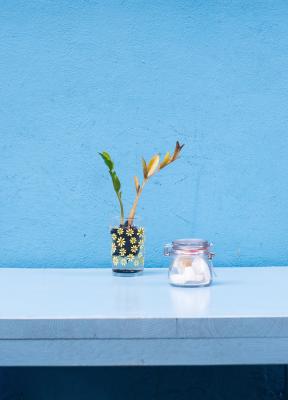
169,255,211,286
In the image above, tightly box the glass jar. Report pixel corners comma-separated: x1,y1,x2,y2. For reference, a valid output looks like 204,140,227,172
164,239,214,287
110,217,145,276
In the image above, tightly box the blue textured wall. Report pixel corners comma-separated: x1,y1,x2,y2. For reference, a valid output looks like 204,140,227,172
1,0,288,268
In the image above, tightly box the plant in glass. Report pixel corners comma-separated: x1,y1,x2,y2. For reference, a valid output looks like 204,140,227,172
99,141,184,276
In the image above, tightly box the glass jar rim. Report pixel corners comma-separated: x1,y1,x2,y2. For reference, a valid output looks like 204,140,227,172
172,238,210,252
164,239,213,257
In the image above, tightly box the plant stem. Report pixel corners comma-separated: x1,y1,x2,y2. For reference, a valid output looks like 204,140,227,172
117,194,124,225
127,180,147,225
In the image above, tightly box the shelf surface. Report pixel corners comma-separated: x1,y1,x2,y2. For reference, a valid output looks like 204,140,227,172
0,267,287,366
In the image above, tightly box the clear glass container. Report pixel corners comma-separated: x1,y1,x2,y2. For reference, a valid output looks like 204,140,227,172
110,217,145,276
164,239,214,287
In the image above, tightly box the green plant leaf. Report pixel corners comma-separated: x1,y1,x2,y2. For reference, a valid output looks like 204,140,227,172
99,152,114,171
99,151,124,223
110,171,121,193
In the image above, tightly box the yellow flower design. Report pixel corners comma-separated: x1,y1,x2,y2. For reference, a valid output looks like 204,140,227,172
112,256,119,266
121,258,127,266
117,227,124,235
127,254,134,262
111,243,116,253
137,227,144,236
117,237,125,247
111,233,117,241
130,237,137,244
134,259,139,267
131,245,138,253
139,238,144,245
120,248,126,257
126,228,134,237
138,254,145,265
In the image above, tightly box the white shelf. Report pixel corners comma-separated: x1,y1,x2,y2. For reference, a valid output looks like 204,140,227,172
0,267,287,366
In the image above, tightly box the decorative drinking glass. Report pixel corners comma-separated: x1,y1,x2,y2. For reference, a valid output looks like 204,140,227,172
110,218,145,276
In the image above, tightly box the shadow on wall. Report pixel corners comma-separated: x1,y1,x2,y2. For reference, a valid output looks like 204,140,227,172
0,366,284,400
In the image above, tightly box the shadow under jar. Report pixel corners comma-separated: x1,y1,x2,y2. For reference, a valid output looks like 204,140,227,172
164,239,214,287
110,218,145,276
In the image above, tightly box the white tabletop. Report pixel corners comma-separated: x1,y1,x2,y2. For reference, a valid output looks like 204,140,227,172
0,267,287,366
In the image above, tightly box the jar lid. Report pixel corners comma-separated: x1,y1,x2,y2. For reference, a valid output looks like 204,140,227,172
172,238,210,253
164,238,213,257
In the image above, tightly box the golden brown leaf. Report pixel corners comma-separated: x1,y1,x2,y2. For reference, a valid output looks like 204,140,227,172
134,176,140,193
171,141,185,162
147,154,160,177
142,158,148,179
159,151,171,169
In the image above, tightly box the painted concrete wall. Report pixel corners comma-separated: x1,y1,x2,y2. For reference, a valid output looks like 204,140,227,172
1,0,288,268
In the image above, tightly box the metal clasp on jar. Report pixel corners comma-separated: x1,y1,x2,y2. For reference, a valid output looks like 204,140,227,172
164,243,173,256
